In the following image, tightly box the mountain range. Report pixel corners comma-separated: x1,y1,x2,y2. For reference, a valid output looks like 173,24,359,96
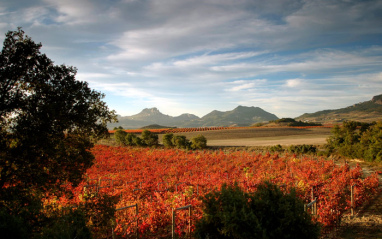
108,94,382,129
108,106,279,129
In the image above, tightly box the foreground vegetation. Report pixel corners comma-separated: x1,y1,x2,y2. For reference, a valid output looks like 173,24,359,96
44,145,379,238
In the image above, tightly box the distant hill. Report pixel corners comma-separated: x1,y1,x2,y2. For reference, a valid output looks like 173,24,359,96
140,124,175,129
108,106,279,129
296,94,382,124
201,106,278,127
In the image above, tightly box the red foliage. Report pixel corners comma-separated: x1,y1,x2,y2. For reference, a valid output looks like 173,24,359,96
48,145,379,237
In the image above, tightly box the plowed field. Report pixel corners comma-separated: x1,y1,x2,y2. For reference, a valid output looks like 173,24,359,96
159,127,332,147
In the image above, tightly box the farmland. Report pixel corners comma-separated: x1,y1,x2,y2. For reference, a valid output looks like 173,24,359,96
49,144,379,238
160,126,333,147
108,126,333,147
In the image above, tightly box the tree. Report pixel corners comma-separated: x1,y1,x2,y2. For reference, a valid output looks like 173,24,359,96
0,28,116,234
191,134,207,149
125,133,137,146
325,121,382,161
163,133,174,148
141,129,158,147
172,135,190,149
114,129,127,145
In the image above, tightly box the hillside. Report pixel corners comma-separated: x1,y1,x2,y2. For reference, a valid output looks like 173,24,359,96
296,94,382,124
108,106,278,129
201,106,278,127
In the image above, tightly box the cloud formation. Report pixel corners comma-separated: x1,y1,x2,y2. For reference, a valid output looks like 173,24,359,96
1,0,381,118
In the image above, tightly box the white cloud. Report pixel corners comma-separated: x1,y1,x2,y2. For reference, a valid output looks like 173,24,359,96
285,79,303,88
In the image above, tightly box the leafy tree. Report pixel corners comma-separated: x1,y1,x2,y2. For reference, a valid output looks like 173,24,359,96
0,28,116,235
360,121,382,162
191,134,207,149
172,135,190,149
195,182,320,239
163,133,174,148
141,129,158,147
125,133,137,146
132,135,144,146
114,129,127,145
325,121,382,161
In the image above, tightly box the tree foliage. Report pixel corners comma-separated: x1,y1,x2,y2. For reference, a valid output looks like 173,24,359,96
195,182,320,239
0,28,116,235
326,121,382,161
172,135,191,149
191,134,207,149
162,133,174,148
141,129,159,146
114,129,127,145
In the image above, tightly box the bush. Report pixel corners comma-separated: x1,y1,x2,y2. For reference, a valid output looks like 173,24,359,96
132,136,144,146
195,182,320,239
40,209,91,239
172,135,190,149
288,144,317,154
191,135,207,149
325,121,382,161
269,144,283,152
163,133,174,148
141,130,158,147
125,133,137,146
114,129,127,145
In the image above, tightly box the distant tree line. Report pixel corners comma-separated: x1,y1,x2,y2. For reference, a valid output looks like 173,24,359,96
114,130,207,149
114,129,159,147
270,118,322,127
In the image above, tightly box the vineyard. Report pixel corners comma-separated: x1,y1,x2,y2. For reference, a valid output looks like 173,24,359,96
108,125,332,135
48,145,380,238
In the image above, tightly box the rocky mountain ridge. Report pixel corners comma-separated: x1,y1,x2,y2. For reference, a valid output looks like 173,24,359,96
108,106,278,129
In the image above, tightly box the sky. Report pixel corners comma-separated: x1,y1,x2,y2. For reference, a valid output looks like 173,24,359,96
1,0,382,118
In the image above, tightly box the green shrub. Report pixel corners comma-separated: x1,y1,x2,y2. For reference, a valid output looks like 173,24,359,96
269,144,283,152
195,182,320,239
41,209,91,239
132,136,144,146
163,133,174,148
125,133,137,146
172,135,190,149
325,121,382,162
191,135,207,149
114,129,127,145
288,144,317,154
141,130,158,147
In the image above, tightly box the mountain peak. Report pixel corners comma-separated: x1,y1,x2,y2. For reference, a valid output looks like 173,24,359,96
142,107,160,113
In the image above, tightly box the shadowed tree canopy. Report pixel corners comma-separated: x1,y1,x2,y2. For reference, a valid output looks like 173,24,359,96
0,28,116,213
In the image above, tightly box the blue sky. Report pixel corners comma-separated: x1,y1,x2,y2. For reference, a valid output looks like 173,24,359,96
1,0,382,118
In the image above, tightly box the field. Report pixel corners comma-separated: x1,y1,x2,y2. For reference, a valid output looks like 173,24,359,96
157,126,333,147
49,143,380,238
